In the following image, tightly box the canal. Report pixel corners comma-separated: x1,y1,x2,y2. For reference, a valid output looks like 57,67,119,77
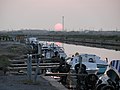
53,42,120,63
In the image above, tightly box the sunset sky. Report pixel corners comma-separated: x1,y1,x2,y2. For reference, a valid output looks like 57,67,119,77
0,0,120,31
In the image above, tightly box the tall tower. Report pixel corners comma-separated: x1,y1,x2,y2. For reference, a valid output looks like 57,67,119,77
62,16,64,48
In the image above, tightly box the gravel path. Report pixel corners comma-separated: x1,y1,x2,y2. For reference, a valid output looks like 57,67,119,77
0,75,58,90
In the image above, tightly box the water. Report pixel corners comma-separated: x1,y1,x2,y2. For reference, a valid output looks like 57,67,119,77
42,41,120,63
63,43,120,63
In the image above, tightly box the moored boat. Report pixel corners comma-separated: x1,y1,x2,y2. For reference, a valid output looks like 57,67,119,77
42,42,67,59
67,53,108,74
96,60,120,90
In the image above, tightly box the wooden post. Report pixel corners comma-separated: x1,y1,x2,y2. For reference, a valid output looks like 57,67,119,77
38,43,41,55
34,58,41,82
27,54,32,80
78,55,82,73
34,43,42,82
68,70,72,88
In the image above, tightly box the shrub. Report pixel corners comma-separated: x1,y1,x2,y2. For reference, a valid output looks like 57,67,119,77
0,56,10,75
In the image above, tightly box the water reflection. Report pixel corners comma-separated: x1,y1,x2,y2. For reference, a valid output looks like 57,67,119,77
64,43,120,63
64,40,120,51
42,41,120,63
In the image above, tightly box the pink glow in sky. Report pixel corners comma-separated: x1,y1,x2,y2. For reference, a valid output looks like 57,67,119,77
0,0,120,31
54,23,63,31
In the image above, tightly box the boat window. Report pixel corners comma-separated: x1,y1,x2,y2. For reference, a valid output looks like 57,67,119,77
75,59,78,63
89,58,94,63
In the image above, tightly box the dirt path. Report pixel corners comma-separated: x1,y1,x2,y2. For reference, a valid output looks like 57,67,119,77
0,75,58,90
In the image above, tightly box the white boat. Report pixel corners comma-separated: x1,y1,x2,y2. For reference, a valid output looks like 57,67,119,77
26,37,37,44
96,60,120,90
109,59,120,76
42,43,67,59
68,54,108,74
81,54,108,74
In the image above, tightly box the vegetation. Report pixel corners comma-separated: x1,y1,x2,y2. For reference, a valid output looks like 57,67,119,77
21,79,40,85
39,34,120,41
0,55,10,75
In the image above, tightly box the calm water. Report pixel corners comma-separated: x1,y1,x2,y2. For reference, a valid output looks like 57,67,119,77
44,41,120,63
63,43,120,63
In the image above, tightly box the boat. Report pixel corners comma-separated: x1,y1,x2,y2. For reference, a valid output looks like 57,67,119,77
26,37,37,44
110,59,120,75
96,60,120,90
68,53,108,74
81,54,108,74
42,42,67,59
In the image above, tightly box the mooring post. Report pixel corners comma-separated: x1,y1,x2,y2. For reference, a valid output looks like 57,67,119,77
34,43,42,82
27,54,32,80
38,43,41,54
34,58,41,82
78,55,82,73
68,69,72,89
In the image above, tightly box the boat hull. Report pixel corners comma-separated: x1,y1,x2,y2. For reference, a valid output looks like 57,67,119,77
86,69,98,74
97,64,108,74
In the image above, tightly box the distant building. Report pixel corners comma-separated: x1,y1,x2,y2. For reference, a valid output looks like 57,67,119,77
15,35,27,43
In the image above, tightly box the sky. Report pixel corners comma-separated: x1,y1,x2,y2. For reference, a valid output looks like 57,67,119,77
0,0,120,31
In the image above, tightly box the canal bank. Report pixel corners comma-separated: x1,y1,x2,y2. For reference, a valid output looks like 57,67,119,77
38,34,120,51
0,75,67,90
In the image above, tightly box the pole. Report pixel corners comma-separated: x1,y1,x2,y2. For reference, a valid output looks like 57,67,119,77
38,42,42,55
34,58,41,82
78,55,82,73
27,54,32,80
34,44,42,82
62,16,64,32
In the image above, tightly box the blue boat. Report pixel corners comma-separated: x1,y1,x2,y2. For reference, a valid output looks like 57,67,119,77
96,60,120,90
110,60,120,75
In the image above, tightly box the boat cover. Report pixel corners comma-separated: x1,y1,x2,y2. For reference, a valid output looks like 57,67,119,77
110,60,120,76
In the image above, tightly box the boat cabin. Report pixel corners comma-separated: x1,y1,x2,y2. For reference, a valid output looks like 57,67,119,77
80,54,100,63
